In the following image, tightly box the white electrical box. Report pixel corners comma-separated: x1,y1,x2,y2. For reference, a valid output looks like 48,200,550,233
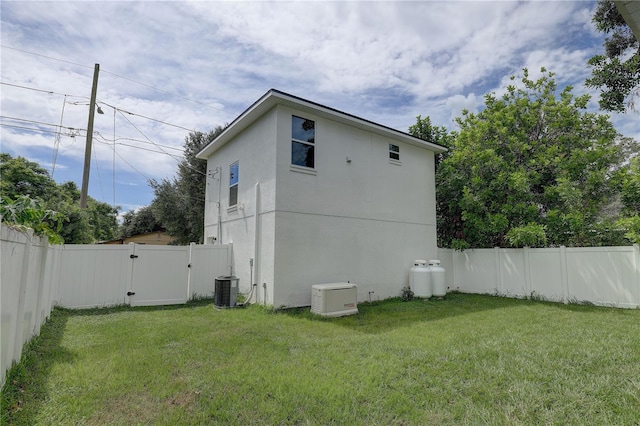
310,283,358,317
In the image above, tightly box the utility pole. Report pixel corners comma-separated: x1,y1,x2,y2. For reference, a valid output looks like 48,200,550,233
80,63,100,209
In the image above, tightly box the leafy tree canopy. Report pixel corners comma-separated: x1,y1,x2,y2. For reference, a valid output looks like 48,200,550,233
586,0,640,112
414,68,638,249
0,153,119,243
150,126,225,245
118,205,163,238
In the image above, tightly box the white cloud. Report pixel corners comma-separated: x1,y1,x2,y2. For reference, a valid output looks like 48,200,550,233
1,0,638,209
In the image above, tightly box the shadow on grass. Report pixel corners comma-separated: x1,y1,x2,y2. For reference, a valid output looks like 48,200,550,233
278,292,525,334
1,309,76,426
0,298,216,425
60,297,217,317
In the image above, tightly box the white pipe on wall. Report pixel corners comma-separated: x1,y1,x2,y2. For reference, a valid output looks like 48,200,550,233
253,182,260,304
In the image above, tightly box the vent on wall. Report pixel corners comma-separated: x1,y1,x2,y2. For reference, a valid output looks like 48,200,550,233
310,283,358,317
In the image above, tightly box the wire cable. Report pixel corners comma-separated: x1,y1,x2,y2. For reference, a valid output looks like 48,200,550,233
112,107,117,211
0,123,77,137
1,45,93,69
92,139,105,200
1,44,234,116
1,82,89,100
52,95,67,177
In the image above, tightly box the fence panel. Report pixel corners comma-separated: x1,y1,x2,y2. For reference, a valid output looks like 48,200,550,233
528,248,564,301
1,226,56,387
1,226,29,386
188,243,232,299
129,244,189,307
453,249,499,294
566,247,638,308
439,245,640,308
56,245,131,309
20,238,46,354
497,248,527,297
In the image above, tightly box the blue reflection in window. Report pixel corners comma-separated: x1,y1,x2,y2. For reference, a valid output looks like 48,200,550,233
230,162,239,186
292,142,314,168
292,116,315,143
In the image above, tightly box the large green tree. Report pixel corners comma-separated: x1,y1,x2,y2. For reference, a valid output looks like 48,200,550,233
408,115,455,168
150,126,225,245
118,205,163,238
586,0,640,112
0,153,118,243
422,68,633,249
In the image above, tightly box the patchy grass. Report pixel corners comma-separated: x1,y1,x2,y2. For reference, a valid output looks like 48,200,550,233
2,294,640,425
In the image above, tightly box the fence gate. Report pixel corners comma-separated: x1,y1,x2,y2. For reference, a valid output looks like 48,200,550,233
127,244,190,307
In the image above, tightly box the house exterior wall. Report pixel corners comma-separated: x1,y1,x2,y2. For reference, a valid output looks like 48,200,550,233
272,105,438,307
202,101,439,308
203,109,278,303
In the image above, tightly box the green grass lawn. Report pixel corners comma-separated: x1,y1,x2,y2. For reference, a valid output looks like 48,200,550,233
2,293,640,425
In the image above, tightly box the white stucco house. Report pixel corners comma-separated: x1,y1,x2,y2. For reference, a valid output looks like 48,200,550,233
196,89,446,308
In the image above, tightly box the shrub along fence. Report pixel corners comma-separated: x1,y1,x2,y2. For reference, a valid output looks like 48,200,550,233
1,223,232,386
438,245,640,308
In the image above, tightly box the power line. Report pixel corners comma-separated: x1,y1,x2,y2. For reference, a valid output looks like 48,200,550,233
2,115,184,156
94,101,196,132
1,82,54,95
94,138,182,158
110,107,195,132
114,137,183,152
117,109,182,161
0,115,81,132
1,44,234,116
92,139,105,200
52,95,68,176
1,45,93,69
0,123,77,137
99,70,232,114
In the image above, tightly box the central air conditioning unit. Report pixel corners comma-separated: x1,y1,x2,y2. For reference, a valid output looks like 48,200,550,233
310,283,358,317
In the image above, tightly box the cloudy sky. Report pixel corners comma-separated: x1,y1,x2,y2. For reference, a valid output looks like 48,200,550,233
1,1,638,213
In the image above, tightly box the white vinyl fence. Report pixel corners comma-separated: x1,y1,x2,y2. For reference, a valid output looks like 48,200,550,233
438,245,640,308
56,242,232,308
1,223,232,386
1,225,60,389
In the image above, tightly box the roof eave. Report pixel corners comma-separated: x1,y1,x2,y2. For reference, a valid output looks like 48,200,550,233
196,89,448,159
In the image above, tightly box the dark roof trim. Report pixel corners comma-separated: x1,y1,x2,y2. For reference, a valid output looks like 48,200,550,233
197,89,447,158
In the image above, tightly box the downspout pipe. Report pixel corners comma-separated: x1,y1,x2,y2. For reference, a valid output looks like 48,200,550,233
217,166,222,244
253,182,260,304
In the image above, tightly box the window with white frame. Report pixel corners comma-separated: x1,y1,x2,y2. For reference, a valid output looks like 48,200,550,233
389,144,400,161
229,161,239,207
291,115,315,168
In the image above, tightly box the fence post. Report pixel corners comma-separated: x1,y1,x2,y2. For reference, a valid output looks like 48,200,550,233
523,246,531,297
187,242,195,302
13,229,33,365
634,244,640,308
127,243,136,305
494,247,502,295
450,249,457,292
560,246,569,304
33,237,49,336
49,244,63,309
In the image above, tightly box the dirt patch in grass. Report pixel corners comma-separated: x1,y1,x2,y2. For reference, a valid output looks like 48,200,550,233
165,389,199,409
85,391,160,425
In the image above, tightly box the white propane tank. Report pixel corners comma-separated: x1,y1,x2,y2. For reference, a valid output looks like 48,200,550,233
429,260,446,298
410,260,431,298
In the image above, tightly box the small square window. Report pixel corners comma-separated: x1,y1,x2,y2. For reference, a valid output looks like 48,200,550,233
389,144,400,161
